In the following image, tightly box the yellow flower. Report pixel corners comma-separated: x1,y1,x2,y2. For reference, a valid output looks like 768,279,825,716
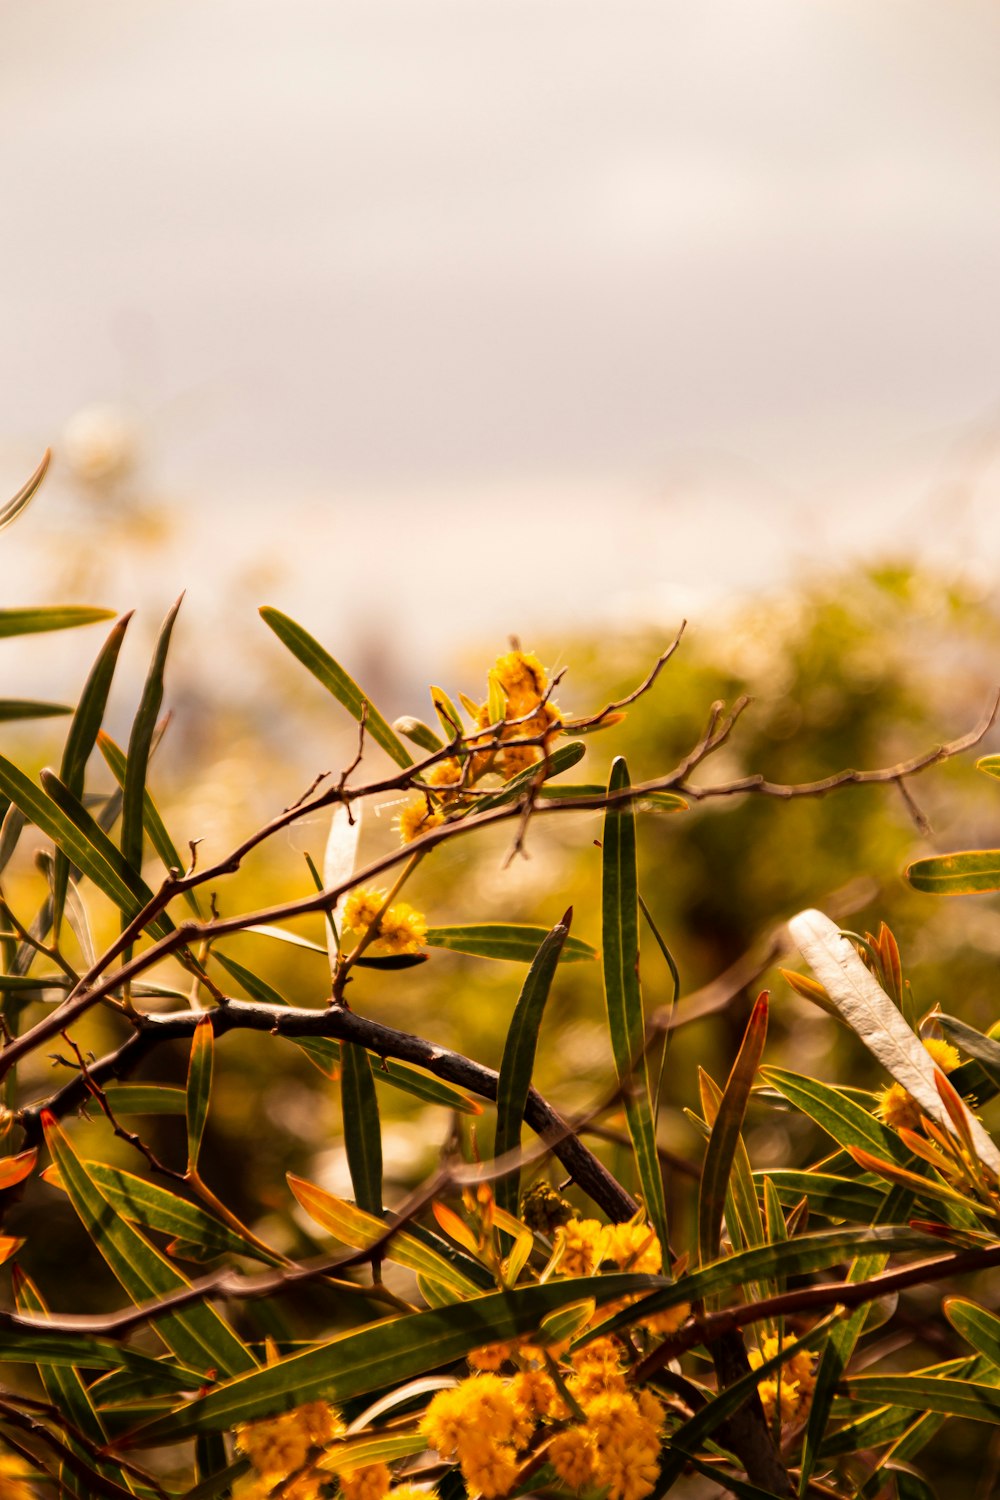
508,1368,562,1420
493,650,548,707
468,1341,513,1371
642,1299,690,1337
924,1037,961,1074
342,886,387,933
748,1334,817,1426
396,797,444,845
584,1391,661,1500
236,1399,344,1480
426,758,463,789
569,1337,628,1397
377,902,427,955
874,1081,923,1132
338,1463,392,1500
553,1218,608,1276
606,1217,663,1274
547,1428,595,1492
457,1441,519,1499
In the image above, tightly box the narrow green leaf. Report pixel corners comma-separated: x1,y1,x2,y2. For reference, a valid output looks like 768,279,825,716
494,913,570,1214
0,1325,199,1384
763,1068,912,1165
13,1269,135,1497
42,1113,256,1377
186,1017,214,1172
977,754,1000,780
260,608,412,768
102,1085,188,1116
340,1043,383,1217
698,995,768,1266
839,1373,1000,1424
429,685,464,741
602,756,667,1250
906,849,1000,894
0,606,115,638
0,449,50,533
888,1468,938,1500
122,596,183,885
752,1170,884,1223
52,613,133,937
470,742,587,813
98,730,202,916
38,768,172,938
591,1224,934,1340
130,1273,662,1442
426,924,595,964
392,717,444,754
44,1158,277,1263
945,1298,1000,1370
0,700,71,721
287,1176,484,1297
937,1014,1000,1090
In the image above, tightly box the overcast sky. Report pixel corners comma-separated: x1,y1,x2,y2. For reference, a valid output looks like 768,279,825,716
3,1,1000,681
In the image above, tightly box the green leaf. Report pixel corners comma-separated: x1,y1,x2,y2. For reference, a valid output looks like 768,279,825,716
53,613,132,936
429,685,465,741
0,757,164,935
392,717,445,754
602,756,667,1250
657,1315,837,1490
0,449,50,533
945,1298,1000,1369
763,1068,912,1165
752,1169,885,1223
0,1322,199,1384
102,1085,188,1116
494,913,570,1214
0,700,71,722
340,1042,383,1217
186,1017,214,1172
122,597,183,885
698,993,768,1266
42,1113,256,1377
425,924,595,964
43,1158,278,1263
260,608,412,768
98,730,202,916
470,742,587,813
789,909,1000,1175
12,1268,135,1498
698,1070,767,1269
906,849,1000,894
0,606,115,638
937,1014,1000,1090
129,1273,662,1441
839,1373,1000,1424
287,1176,484,1297
592,1224,934,1340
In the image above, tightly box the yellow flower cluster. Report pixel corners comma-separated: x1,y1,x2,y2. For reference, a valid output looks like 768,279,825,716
748,1333,818,1428
478,650,562,779
395,796,445,845
236,1400,344,1497
341,887,427,955
553,1217,608,1276
875,1037,961,1131
420,1376,533,1498
548,1388,664,1500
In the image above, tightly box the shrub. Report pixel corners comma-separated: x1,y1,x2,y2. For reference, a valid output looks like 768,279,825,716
0,458,999,1500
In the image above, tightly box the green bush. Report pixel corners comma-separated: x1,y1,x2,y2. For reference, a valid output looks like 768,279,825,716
0,459,999,1500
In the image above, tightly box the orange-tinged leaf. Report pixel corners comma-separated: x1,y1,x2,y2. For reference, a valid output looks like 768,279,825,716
0,1236,23,1264
0,1150,37,1191
431,1201,480,1256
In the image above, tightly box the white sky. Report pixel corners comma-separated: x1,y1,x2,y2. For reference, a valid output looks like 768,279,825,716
2,1,1000,686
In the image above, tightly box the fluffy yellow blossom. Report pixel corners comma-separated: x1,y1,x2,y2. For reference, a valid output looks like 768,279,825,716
749,1334,817,1426
874,1081,923,1131
585,1391,661,1500
874,1039,962,1131
338,1463,392,1500
239,1478,323,1500
396,797,445,845
548,1429,595,1491
237,1400,344,1480
377,902,427,955
493,650,548,708
642,1300,691,1337
468,1341,513,1371
569,1337,628,1397
457,1440,519,1499
342,886,386,933
508,1368,562,1420
426,758,463,789
606,1218,663,1274
924,1037,961,1074
421,1377,521,1457
553,1217,608,1276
